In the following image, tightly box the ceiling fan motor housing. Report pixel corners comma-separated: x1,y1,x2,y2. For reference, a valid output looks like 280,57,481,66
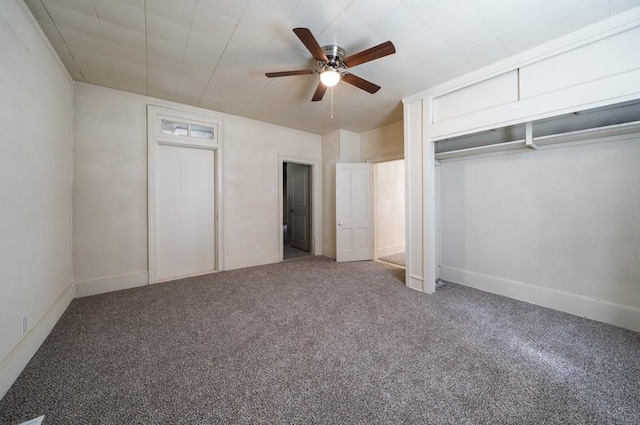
322,45,345,66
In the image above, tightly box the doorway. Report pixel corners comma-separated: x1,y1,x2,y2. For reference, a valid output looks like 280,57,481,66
283,162,311,260
374,159,406,268
148,106,223,283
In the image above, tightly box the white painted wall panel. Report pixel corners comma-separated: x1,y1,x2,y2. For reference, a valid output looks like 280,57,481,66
404,100,424,290
432,71,518,123
0,0,73,398
520,26,640,100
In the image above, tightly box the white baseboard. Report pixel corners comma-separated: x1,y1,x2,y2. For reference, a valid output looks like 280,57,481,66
376,244,406,259
408,274,425,292
0,282,74,399
75,271,148,298
440,265,640,333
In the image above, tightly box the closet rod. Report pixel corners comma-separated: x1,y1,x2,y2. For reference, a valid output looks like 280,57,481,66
435,120,640,160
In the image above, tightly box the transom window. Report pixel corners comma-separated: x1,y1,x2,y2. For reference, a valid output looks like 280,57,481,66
161,119,215,140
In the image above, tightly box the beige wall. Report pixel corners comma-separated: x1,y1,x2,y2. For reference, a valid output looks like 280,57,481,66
0,0,74,398
73,83,322,294
339,129,360,162
360,121,403,162
374,160,406,258
322,131,340,258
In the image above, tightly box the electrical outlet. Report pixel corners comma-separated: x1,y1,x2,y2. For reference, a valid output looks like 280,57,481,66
21,315,28,335
254,245,260,253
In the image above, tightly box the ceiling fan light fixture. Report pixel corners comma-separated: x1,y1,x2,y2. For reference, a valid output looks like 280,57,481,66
320,69,341,87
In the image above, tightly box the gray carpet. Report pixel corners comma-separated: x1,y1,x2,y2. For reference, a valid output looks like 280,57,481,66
283,244,310,260
1,257,639,424
378,251,406,267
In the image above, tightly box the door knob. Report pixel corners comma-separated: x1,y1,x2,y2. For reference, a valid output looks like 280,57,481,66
338,223,342,227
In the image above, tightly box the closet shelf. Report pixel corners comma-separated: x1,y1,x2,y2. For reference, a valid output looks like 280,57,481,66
435,119,640,161
534,119,640,146
435,140,525,160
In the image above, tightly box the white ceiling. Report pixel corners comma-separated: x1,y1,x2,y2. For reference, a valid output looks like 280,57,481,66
25,0,640,135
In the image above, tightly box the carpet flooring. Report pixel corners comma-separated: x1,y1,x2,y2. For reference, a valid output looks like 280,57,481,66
283,244,310,260
1,257,639,424
378,251,406,267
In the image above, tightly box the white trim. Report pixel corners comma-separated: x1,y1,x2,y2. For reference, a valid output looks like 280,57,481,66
422,102,437,295
403,99,424,290
440,266,640,333
74,272,149,298
408,275,424,292
16,0,73,83
147,105,224,284
278,156,323,261
0,282,74,399
435,164,441,280
428,70,640,141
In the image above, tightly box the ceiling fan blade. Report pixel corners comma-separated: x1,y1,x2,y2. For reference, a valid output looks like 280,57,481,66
343,41,396,68
265,69,316,78
311,82,327,102
293,27,328,62
342,73,381,94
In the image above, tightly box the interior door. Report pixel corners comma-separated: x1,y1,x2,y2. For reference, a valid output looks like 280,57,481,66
157,144,215,281
336,163,373,262
287,163,311,251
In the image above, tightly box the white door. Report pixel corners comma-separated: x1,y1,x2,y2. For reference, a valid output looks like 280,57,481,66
336,163,373,262
157,144,215,281
287,163,311,251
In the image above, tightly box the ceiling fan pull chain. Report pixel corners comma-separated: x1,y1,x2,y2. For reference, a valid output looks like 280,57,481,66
331,86,334,119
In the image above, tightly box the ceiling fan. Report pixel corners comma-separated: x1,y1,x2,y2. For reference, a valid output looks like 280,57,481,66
265,28,396,102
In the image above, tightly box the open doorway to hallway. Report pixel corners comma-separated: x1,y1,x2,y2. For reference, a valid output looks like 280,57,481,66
374,159,406,268
283,162,312,260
